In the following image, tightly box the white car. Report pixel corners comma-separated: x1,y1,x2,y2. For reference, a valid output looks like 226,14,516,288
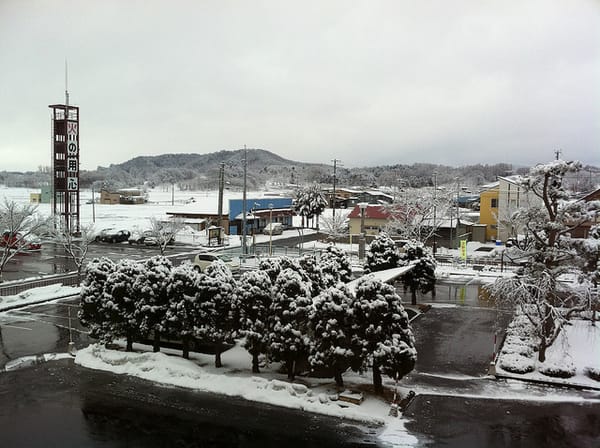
193,253,240,273
263,223,283,235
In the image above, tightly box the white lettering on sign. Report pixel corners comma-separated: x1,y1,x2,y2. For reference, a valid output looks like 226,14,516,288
67,157,78,173
67,121,78,155
68,177,78,191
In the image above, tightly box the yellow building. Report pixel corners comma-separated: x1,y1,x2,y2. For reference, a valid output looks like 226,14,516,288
479,183,499,241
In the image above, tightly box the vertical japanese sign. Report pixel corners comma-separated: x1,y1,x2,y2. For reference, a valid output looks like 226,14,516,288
66,121,78,191
460,240,467,260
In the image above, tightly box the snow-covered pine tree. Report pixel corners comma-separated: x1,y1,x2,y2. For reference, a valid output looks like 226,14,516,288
351,275,416,393
135,256,173,352
258,257,282,283
269,268,313,380
299,253,325,297
365,231,400,273
398,241,436,305
320,245,353,284
195,260,236,367
309,284,359,388
79,257,116,343
233,270,273,373
103,259,145,351
165,263,201,359
487,160,600,362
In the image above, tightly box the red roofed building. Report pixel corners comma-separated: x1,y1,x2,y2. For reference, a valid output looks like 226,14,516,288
348,204,393,236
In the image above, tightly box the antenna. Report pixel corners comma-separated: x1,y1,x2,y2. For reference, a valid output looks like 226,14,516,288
65,59,69,109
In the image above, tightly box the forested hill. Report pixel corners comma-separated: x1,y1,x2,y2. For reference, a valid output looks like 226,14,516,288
2,148,598,192
80,150,522,191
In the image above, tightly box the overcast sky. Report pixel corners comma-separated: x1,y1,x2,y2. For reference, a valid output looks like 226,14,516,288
1,0,598,172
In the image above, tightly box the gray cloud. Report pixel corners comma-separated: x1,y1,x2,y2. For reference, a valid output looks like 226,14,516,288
1,0,598,172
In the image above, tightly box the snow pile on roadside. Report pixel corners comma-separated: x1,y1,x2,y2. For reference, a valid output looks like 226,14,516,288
76,344,382,423
496,318,600,389
0,284,80,312
3,352,73,371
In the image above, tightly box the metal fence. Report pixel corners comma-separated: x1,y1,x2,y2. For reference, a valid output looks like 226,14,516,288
433,254,521,272
0,272,80,297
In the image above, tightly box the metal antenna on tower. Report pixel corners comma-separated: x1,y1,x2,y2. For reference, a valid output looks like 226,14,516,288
555,149,562,160
65,59,69,109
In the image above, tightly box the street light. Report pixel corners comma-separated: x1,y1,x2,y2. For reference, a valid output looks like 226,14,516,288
268,203,273,256
358,202,367,261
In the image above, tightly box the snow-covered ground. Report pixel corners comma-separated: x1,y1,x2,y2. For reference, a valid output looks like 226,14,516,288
0,186,314,248
74,341,418,446
3,186,599,446
3,277,600,447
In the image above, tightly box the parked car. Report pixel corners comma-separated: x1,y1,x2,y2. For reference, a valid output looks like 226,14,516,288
95,228,131,244
128,230,153,245
263,222,283,235
1,231,42,251
193,253,240,273
144,234,175,246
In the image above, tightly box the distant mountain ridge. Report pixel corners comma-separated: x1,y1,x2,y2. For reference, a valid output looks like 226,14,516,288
85,149,329,190
3,149,597,192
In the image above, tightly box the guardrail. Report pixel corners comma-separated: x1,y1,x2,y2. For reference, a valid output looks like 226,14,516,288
434,254,522,272
0,273,81,297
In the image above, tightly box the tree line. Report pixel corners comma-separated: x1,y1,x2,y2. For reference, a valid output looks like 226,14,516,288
79,246,417,392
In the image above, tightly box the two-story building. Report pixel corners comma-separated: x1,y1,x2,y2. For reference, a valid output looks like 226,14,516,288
479,176,541,242
348,204,392,236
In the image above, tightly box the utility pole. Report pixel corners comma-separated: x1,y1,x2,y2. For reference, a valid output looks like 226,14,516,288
555,148,562,160
217,162,224,244
332,159,341,219
455,177,460,249
242,146,248,257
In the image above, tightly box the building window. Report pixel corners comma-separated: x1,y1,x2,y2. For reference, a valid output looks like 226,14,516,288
491,198,498,208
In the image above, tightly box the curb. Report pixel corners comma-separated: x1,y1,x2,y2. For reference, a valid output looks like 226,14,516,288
0,292,80,313
493,371,600,392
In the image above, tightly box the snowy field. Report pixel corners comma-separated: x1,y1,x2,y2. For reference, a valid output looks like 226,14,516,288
1,186,279,229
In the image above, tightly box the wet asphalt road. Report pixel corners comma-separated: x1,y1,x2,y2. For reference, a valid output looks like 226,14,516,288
0,360,381,448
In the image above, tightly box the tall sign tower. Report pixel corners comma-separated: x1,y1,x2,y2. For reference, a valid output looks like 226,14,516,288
49,63,80,234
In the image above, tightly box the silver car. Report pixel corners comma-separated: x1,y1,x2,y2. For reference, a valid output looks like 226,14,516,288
193,253,240,273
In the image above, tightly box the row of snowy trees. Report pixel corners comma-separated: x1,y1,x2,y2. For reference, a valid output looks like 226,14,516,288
365,232,437,305
79,246,417,392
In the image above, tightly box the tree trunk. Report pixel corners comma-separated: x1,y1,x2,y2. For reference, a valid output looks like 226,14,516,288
252,351,260,374
373,361,383,394
411,287,417,306
215,343,223,368
287,359,295,381
153,331,160,353
182,336,190,360
538,337,548,363
126,332,133,352
334,366,344,388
